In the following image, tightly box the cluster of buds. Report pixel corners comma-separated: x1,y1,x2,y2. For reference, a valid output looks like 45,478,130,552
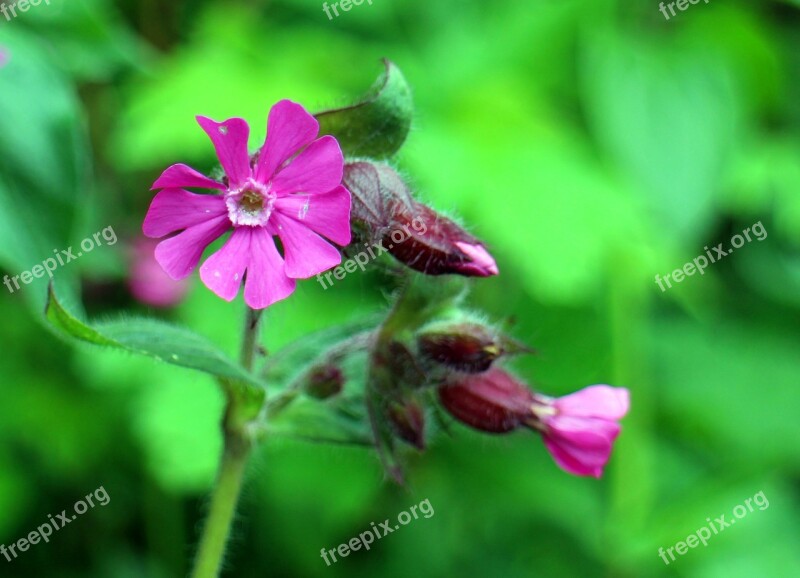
343,161,498,278
409,322,629,478
307,157,628,480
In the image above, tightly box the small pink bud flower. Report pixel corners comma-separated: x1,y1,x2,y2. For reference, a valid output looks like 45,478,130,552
438,369,629,478
528,385,630,479
128,238,190,307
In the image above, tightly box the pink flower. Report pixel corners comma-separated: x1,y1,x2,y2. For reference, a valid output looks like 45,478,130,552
128,238,190,308
143,100,352,309
530,385,630,478
438,369,629,478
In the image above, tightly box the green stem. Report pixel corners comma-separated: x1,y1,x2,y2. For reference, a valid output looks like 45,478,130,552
190,440,249,578
191,307,263,578
240,307,263,370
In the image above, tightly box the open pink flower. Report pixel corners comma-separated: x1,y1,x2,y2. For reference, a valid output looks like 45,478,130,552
530,385,630,478
438,369,629,478
143,100,352,309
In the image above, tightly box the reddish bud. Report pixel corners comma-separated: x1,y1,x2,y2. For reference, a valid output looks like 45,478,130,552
418,323,503,373
343,161,499,277
383,201,499,277
305,365,345,399
388,397,426,450
438,368,534,433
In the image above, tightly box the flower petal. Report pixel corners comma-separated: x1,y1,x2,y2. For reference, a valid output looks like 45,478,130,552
454,242,500,276
196,116,251,188
255,100,319,183
271,213,342,278
151,163,225,191
543,437,605,478
270,136,343,196
555,386,630,420
244,228,296,309
143,188,227,238
541,415,621,478
273,185,352,246
154,215,230,280
199,227,251,301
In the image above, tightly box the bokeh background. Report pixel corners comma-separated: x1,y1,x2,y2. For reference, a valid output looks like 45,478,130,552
1,0,799,576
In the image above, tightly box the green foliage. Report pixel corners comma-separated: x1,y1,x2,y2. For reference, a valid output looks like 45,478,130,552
0,25,89,310
1,0,799,577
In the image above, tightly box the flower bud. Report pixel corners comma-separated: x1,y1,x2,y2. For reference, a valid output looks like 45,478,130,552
418,323,504,373
342,161,499,277
383,201,499,277
388,397,426,450
304,365,345,399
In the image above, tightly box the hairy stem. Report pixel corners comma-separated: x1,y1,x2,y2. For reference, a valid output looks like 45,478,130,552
191,307,263,578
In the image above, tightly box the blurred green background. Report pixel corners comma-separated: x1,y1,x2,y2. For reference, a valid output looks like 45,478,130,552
1,0,799,576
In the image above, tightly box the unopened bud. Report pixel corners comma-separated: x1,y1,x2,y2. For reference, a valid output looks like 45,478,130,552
418,323,502,372
388,397,426,450
343,161,499,277
305,365,345,399
384,201,499,277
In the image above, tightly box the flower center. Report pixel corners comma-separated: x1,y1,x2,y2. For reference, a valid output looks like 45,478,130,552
240,190,264,213
225,179,275,227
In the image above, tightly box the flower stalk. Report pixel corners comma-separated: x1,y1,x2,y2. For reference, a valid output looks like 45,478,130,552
191,307,262,578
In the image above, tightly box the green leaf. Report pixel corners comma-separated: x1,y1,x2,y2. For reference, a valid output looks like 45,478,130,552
315,59,413,159
0,27,90,311
45,283,265,394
